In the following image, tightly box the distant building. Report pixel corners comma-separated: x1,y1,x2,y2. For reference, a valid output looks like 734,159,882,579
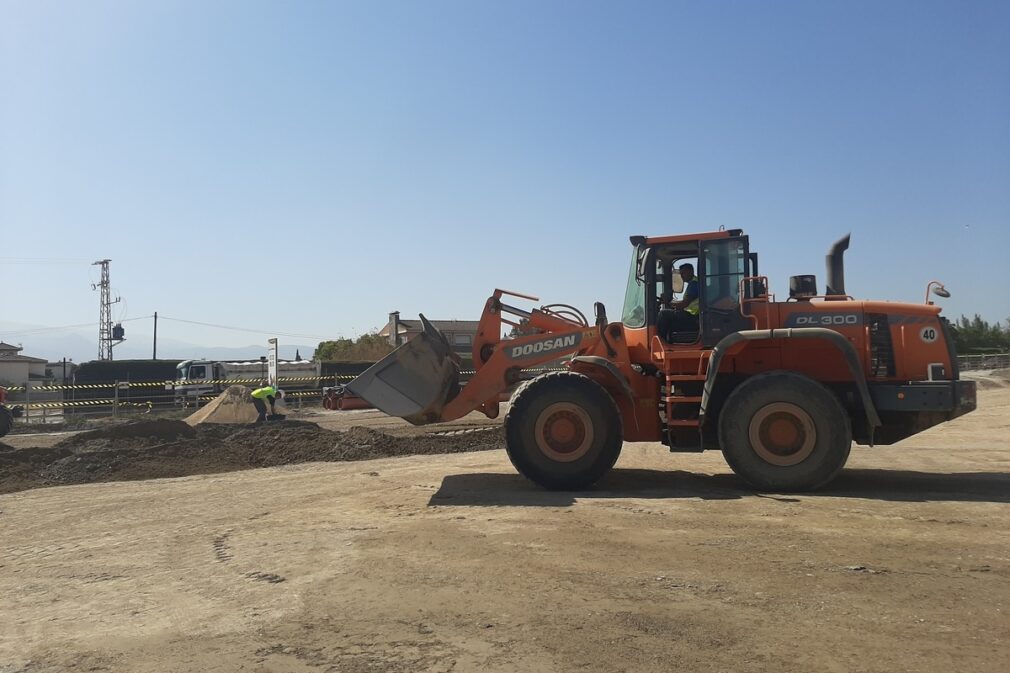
46,360,79,386
0,342,49,386
379,312,480,357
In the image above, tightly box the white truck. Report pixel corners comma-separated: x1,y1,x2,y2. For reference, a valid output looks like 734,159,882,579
174,359,321,403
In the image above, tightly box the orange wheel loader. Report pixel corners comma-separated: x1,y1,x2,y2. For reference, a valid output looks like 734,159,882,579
348,230,976,491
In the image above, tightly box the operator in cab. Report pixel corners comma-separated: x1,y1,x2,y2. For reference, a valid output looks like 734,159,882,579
250,384,284,423
658,263,700,341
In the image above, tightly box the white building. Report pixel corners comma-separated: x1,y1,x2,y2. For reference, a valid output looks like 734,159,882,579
0,342,49,386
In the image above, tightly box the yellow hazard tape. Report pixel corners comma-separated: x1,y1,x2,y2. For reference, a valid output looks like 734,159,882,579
174,375,335,386
25,400,160,410
196,392,320,400
24,399,115,409
4,383,118,392
4,367,563,396
4,376,342,392
190,391,322,400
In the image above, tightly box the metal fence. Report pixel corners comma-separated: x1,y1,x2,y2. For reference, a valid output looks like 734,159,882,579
957,353,1010,371
3,367,564,426
2,376,343,426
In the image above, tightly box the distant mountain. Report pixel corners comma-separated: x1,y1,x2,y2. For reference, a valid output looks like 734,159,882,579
0,326,97,363
0,321,314,363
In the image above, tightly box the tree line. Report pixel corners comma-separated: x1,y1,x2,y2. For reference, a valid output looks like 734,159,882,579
312,333,393,361
951,315,1010,354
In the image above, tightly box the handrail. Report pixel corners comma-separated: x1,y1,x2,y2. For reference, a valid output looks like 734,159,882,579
739,275,772,328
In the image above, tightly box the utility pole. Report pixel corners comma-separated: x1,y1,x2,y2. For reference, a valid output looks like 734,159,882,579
91,259,121,360
153,311,158,359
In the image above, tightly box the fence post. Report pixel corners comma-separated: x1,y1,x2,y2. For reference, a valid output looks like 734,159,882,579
24,381,30,425
114,380,119,419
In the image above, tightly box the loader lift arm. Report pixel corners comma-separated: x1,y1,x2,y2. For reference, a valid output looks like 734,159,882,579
347,289,603,425
442,289,602,423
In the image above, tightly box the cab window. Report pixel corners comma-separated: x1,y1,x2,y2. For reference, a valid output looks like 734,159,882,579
621,246,647,327
701,238,746,312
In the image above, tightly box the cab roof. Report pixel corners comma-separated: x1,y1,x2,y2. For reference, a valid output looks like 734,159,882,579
631,229,744,247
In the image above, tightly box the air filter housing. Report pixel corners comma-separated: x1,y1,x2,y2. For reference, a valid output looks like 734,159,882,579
789,275,818,299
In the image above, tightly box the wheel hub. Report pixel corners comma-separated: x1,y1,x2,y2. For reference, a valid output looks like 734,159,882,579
534,402,593,463
748,402,816,466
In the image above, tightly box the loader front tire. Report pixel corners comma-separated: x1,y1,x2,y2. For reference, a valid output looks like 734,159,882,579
505,372,622,490
719,371,851,492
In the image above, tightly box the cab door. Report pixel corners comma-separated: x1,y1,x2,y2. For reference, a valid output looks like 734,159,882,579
700,236,751,346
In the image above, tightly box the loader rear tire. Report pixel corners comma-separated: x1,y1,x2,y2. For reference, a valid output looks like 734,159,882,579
0,406,13,439
719,371,851,492
505,372,622,490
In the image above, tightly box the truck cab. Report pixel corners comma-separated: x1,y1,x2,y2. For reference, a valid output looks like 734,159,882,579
175,360,220,403
175,358,320,404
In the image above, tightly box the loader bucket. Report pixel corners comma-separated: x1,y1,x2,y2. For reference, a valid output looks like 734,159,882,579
346,314,460,425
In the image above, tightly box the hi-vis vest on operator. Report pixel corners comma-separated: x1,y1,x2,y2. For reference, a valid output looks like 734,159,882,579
684,277,700,315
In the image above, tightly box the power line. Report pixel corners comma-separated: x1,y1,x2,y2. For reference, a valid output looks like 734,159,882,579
158,316,335,341
0,321,98,337
0,257,92,264
1,314,331,341
0,313,149,335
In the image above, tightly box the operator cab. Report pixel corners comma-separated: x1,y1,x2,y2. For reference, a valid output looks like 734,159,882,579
622,230,759,347
655,250,700,343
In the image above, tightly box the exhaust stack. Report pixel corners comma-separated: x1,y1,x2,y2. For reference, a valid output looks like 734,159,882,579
825,234,851,298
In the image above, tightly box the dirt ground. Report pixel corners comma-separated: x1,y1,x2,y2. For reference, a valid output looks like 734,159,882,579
0,418,502,495
1,387,1008,673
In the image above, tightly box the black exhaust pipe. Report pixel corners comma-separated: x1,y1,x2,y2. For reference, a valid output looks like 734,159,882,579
825,233,851,297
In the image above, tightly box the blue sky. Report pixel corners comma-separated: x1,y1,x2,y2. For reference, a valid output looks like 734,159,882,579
2,0,1008,357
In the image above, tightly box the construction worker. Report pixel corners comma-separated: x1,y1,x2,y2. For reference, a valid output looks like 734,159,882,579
250,384,283,423
671,263,700,315
658,262,700,341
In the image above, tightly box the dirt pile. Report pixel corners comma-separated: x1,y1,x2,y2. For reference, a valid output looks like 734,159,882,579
61,418,197,445
0,418,503,495
185,385,291,425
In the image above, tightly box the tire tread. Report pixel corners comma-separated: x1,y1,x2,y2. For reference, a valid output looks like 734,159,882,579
718,371,851,491
504,371,622,490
